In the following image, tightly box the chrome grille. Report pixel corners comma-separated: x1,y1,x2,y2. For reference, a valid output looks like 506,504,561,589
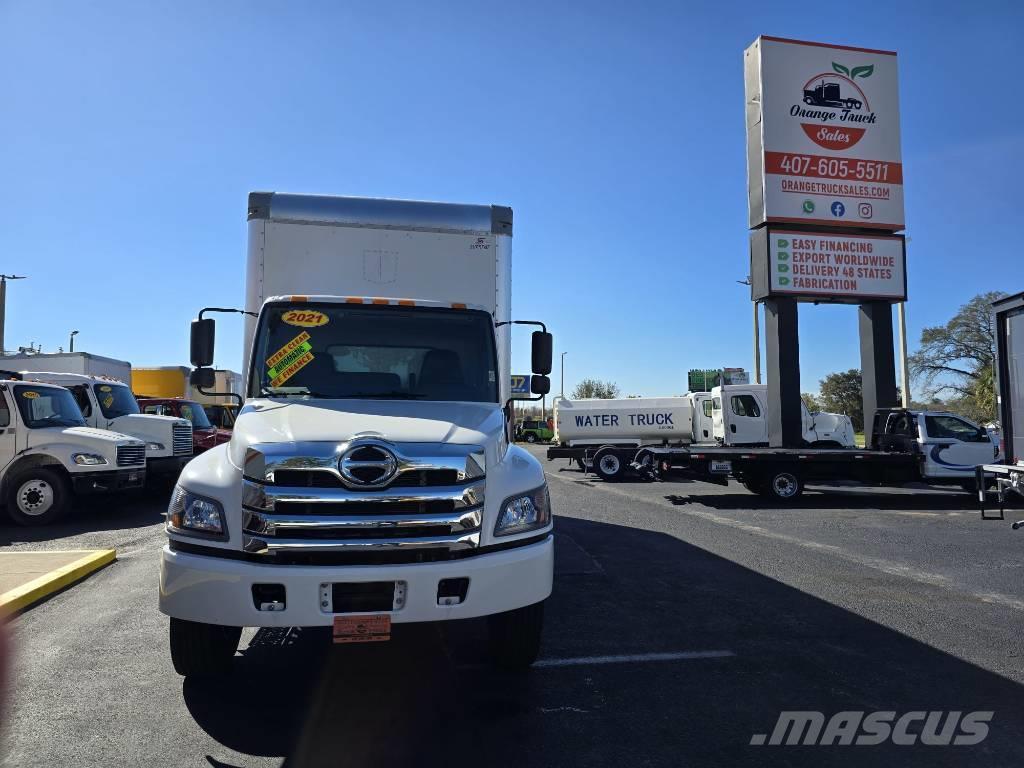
116,444,145,467
172,423,193,456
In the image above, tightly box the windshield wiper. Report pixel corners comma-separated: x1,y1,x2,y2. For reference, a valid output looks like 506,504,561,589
348,392,427,400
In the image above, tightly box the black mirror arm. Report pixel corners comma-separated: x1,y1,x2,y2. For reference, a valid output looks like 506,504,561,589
494,320,547,333
199,307,258,320
196,387,244,408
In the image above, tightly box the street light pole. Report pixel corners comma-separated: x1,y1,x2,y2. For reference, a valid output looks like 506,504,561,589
560,351,567,397
0,275,27,356
69,330,79,353
753,300,761,384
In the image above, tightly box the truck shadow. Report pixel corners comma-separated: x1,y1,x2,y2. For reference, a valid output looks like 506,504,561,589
180,517,1024,767
0,488,170,545
665,485,991,512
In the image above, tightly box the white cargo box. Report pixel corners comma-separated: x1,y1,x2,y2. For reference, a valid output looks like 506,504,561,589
554,396,694,447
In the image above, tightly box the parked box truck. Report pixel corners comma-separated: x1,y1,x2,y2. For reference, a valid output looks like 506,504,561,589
0,377,146,525
132,367,192,399
978,291,1024,524
159,192,554,676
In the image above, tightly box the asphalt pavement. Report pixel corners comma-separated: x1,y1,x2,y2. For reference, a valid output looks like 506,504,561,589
1,449,1022,767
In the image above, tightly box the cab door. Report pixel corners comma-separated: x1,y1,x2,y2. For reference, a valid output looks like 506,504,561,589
0,389,17,471
919,414,997,479
67,384,98,429
724,391,768,445
693,395,714,442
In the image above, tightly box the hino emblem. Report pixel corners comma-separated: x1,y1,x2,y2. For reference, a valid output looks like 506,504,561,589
339,442,399,487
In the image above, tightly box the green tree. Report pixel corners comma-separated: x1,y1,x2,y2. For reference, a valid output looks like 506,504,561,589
571,378,620,399
819,369,864,431
801,392,822,412
909,292,1004,423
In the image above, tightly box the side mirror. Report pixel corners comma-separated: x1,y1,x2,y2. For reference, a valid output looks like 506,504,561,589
190,367,215,389
191,318,215,368
531,375,551,395
531,331,553,375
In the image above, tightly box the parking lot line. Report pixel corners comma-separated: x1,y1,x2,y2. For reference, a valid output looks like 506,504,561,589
0,549,116,614
534,650,736,668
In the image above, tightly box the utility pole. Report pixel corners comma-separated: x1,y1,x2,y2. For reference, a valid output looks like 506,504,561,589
0,275,27,356
897,302,910,406
560,351,567,397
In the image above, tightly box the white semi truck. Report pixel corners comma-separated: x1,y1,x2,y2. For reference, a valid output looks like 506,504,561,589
550,385,855,480
159,192,555,675
0,377,145,525
20,372,192,479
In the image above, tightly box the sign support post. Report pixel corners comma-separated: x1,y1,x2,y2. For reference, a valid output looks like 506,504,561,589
859,301,899,445
764,297,804,447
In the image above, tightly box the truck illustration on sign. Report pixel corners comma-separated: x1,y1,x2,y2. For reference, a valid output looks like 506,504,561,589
803,79,862,110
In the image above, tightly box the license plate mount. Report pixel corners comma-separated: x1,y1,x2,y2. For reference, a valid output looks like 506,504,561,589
333,614,391,644
710,460,732,473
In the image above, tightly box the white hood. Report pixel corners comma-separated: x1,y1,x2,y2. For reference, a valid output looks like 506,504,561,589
106,413,188,444
228,399,505,468
30,426,140,448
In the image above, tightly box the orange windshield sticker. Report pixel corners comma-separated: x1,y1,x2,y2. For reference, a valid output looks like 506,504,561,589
267,331,311,369
102,395,114,409
282,309,329,328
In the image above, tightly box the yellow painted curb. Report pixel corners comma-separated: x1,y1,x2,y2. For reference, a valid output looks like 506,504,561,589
0,549,117,614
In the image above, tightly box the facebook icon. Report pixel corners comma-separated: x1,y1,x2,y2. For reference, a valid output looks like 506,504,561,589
830,201,846,217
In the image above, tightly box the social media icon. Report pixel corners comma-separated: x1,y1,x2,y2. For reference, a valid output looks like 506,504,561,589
802,200,815,214
831,201,845,217
858,202,873,219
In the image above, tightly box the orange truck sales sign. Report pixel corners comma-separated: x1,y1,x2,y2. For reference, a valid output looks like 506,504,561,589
745,36,904,231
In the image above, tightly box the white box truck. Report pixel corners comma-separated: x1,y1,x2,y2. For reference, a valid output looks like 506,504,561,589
159,192,554,675
0,376,146,525
979,291,1024,524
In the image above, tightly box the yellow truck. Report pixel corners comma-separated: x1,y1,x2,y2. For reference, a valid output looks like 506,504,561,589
132,367,242,404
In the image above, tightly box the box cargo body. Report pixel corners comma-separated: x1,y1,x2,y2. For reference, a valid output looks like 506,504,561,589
191,369,242,405
132,366,191,398
243,193,512,402
4,352,130,383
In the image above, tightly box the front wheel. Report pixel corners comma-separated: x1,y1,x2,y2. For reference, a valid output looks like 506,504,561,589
169,617,242,677
487,601,544,670
593,448,626,482
525,433,537,443
6,467,71,526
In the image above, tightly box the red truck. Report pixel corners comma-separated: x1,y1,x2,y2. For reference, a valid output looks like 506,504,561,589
135,398,231,454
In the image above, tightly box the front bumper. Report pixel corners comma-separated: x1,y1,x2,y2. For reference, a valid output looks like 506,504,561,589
147,455,192,477
159,534,553,627
71,468,146,494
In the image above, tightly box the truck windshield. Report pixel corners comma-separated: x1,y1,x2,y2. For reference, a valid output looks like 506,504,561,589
93,383,141,419
14,386,87,428
179,402,213,429
250,303,499,402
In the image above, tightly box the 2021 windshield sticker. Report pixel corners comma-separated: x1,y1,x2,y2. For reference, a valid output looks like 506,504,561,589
21,391,39,399
282,309,329,328
267,331,315,387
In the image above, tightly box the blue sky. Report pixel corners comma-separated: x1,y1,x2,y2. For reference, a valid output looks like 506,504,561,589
1,1,1021,397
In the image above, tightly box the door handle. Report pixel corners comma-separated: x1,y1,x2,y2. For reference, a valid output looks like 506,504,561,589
730,424,737,433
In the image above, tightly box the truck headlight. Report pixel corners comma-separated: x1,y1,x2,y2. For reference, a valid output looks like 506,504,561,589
495,484,551,537
72,453,108,466
167,485,226,537
146,442,165,452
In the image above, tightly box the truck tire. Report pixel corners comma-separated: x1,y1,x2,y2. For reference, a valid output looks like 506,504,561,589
765,469,803,502
5,467,71,526
525,432,537,443
593,448,626,482
169,617,242,677
487,601,544,670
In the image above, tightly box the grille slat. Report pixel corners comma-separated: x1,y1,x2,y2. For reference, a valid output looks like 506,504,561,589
272,468,459,488
172,424,193,456
116,445,145,467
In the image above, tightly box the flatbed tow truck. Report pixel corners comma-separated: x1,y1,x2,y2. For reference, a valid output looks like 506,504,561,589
551,407,998,502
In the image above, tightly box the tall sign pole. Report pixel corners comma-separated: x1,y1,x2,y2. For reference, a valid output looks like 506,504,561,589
745,36,905,447
0,275,27,356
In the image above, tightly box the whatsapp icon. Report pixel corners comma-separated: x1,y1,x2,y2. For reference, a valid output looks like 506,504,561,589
802,200,815,214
